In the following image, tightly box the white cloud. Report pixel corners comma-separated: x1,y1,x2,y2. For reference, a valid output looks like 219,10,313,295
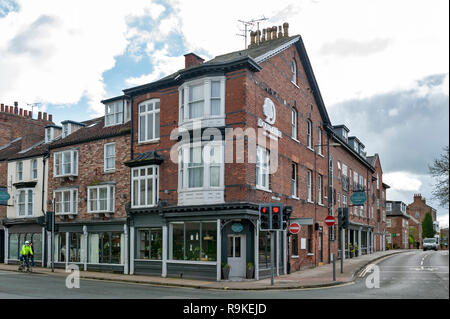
384,171,423,192
0,0,164,117
438,214,449,229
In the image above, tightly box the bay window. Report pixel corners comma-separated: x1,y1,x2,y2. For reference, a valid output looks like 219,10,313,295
138,99,160,143
88,184,115,213
131,165,159,208
179,76,226,125
54,149,78,177
54,188,78,215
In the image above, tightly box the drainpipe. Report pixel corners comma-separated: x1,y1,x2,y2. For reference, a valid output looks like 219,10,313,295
42,154,48,266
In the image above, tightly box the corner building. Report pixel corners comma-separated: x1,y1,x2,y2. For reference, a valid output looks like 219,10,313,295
106,23,387,281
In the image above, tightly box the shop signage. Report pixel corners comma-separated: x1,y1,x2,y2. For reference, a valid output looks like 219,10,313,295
232,223,244,233
0,190,10,201
350,191,367,206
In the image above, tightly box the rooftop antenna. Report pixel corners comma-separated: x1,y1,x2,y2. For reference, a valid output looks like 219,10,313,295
237,16,268,48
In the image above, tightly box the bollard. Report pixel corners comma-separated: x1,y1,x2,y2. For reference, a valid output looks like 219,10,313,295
333,253,336,281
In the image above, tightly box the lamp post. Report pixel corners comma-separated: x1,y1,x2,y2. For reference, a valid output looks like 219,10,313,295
313,141,341,267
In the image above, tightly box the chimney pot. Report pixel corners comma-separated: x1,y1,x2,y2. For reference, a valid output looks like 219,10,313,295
29,111,32,118
1,104,4,112
14,101,18,107
283,22,289,37
266,28,272,41
43,112,47,121
19,108,23,116
261,29,266,42
184,53,204,69
14,106,18,114
24,110,27,117
256,30,261,45
278,26,283,38
271,26,277,39
38,111,42,120
49,114,53,122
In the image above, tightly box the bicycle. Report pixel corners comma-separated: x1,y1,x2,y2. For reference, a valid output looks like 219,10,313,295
18,256,32,273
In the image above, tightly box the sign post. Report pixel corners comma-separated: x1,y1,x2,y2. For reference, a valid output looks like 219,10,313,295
288,222,301,235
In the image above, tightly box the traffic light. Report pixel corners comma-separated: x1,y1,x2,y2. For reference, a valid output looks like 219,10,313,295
259,205,270,230
282,206,292,230
271,205,282,230
338,207,349,229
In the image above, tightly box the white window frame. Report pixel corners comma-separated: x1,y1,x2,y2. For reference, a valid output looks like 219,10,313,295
291,109,297,140
31,159,38,180
386,218,391,228
179,76,226,125
131,165,159,209
104,143,116,172
307,170,313,202
291,162,298,198
178,142,225,191
256,146,270,191
343,194,347,207
138,99,160,143
317,127,322,155
307,120,312,149
16,161,23,181
53,149,78,177
16,188,34,217
54,188,78,215
291,60,297,84
386,202,392,211
87,184,115,213
62,123,71,138
337,160,341,178
105,101,124,127
45,127,53,143
318,174,323,205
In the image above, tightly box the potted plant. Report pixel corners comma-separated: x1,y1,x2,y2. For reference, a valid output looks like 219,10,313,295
222,262,231,280
354,244,359,256
349,243,354,258
246,262,255,279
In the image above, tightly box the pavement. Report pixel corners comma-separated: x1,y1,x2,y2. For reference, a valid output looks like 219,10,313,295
0,249,408,291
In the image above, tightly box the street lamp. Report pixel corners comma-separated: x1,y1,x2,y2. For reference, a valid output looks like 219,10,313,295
313,141,341,267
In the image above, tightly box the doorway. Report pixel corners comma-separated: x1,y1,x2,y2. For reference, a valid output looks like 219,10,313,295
227,234,246,280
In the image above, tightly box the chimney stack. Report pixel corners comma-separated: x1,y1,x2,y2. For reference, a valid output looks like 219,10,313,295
1,104,4,112
38,111,42,120
184,53,204,69
261,29,266,42
43,112,47,121
49,114,53,122
24,110,27,117
14,105,18,114
283,22,289,37
29,111,32,118
19,108,23,116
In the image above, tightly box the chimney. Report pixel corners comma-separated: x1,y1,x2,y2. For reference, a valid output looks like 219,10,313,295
29,111,32,118
256,30,261,45
43,112,47,121
38,111,42,120
184,53,204,69
278,26,283,38
272,26,277,40
24,110,27,117
1,104,3,112
14,101,18,108
19,108,23,116
283,22,289,37
49,114,53,122
14,105,18,114
261,29,266,42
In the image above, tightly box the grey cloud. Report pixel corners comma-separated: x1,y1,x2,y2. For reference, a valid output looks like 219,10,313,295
328,73,449,175
319,38,392,57
8,15,60,56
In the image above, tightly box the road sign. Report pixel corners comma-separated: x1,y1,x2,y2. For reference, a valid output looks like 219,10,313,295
288,222,301,234
325,216,336,227
350,191,367,205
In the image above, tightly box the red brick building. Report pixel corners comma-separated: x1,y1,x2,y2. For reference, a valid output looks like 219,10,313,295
406,194,438,248
386,201,410,249
46,115,131,272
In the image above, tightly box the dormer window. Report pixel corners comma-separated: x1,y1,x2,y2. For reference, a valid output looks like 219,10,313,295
46,127,52,143
342,130,348,142
62,123,70,138
354,143,358,153
105,101,124,126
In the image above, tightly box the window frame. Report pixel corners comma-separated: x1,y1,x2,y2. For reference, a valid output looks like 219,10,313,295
131,165,159,209
16,188,34,217
291,108,297,140
31,159,38,180
179,76,226,125
307,170,313,202
317,127,322,155
291,60,297,84
104,143,116,172
307,120,312,149
318,174,323,205
54,188,78,215
53,149,78,177
138,99,160,143
291,162,298,198
87,184,115,213
104,100,124,127
256,146,270,191
16,161,23,181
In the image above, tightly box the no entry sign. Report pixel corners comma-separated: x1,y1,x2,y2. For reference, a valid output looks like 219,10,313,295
288,222,301,234
325,216,335,227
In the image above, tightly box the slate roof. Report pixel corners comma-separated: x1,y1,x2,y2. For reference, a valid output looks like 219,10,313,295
124,150,164,167
0,137,22,161
7,140,48,161
49,116,131,149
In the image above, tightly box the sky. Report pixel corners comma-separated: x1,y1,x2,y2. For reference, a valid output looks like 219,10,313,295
0,0,448,227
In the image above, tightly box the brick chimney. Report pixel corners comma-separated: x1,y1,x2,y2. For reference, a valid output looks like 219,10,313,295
184,53,204,69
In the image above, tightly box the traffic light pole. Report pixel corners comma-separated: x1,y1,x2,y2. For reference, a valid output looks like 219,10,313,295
51,200,55,272
271,230,274,286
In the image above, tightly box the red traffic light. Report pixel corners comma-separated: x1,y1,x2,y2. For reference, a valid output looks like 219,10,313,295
272,206,280,213
260,207,267,214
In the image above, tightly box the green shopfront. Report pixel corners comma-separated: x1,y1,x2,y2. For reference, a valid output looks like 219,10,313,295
128,203,286,281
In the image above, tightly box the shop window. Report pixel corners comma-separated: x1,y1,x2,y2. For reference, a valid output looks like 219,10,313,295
138,228,163,260
31,233,42,262
169,221,217,262
88,232,124,264
8,233,19,259
258,231,271,269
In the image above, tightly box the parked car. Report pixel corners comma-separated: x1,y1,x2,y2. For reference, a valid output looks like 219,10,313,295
423,238,439,251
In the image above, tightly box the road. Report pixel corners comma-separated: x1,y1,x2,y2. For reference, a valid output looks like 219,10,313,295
0,250,448,299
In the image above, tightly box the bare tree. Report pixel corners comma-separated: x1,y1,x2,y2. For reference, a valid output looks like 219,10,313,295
428,146,449,208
